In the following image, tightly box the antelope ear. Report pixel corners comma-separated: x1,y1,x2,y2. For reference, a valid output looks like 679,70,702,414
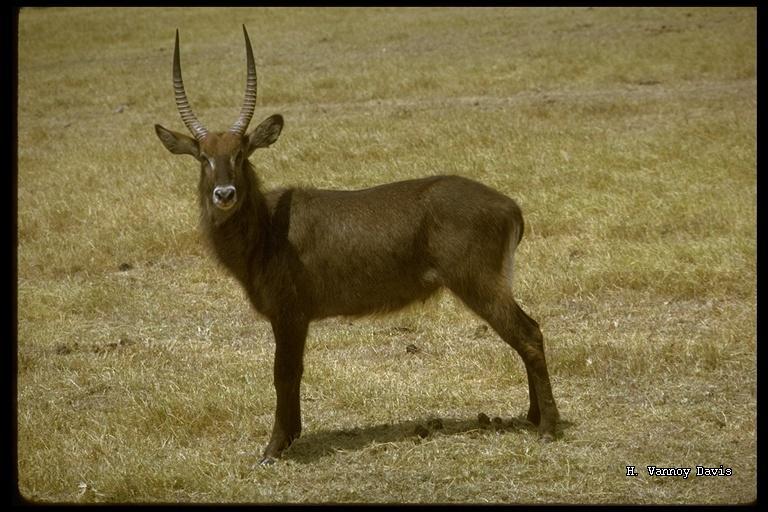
155,124,200,158
245,114,283,156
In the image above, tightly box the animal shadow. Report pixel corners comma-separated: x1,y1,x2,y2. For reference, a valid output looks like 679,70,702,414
285,416,574,464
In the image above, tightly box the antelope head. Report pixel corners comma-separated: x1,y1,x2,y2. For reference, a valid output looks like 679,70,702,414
155,26,283,223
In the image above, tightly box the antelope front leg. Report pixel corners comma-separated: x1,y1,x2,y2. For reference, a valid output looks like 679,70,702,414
260,316,308,465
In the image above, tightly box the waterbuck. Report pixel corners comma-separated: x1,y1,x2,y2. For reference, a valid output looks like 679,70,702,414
154,26,559,465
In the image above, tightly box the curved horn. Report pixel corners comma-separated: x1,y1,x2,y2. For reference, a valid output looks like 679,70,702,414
173,29,209,141
229,25,257,136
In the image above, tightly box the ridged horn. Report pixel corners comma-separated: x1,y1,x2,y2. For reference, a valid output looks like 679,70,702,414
229,25,257,136
173,29,209,141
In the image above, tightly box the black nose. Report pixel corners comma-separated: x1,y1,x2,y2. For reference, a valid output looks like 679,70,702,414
214,186,236,203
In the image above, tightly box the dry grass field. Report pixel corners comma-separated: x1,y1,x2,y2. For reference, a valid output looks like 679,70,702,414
16,7,755,504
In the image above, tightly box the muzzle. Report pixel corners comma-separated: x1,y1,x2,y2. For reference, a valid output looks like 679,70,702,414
212,185,237,210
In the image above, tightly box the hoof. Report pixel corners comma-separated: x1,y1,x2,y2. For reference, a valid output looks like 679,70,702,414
539,432,555,444
258,456,278,467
